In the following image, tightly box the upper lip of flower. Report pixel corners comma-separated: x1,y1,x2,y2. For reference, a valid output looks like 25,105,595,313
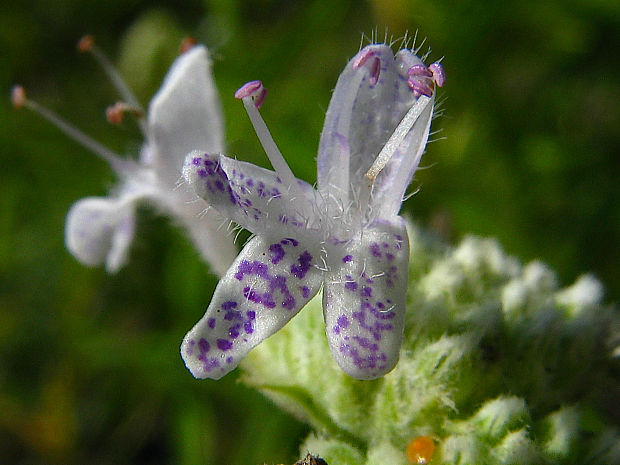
180,42,443,381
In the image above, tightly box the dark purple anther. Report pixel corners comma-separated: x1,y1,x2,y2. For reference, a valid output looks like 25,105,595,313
429,62,446,87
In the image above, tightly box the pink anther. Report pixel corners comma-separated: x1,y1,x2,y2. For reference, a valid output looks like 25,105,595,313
407,64,432,78
407,78,433,98
429,62,446,87
235,80,267,108
11,85,26,109
369,57,381,86
353,48,375,70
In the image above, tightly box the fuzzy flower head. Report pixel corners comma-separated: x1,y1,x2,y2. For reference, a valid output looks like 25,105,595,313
181,43,444,380
13,37,236,275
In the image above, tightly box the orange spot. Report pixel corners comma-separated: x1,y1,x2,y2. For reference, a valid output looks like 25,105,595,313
11,85,26,109
105,102,126,124
406,436,435,464
77,35,94,53
179,36,198,54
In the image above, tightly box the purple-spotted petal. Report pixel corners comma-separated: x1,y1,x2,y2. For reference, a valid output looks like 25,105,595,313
183,151,318,237
323,218,408,379
65,196,136,273
181,235,323,379
147,45,224,184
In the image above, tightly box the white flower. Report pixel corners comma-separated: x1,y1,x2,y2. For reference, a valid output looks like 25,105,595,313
180,43,444,380
15,40,237,275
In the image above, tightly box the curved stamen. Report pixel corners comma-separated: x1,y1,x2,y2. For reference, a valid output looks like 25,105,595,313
77,35,146,135
11,85,131,175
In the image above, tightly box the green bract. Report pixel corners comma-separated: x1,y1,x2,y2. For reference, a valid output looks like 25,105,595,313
242,223,619,465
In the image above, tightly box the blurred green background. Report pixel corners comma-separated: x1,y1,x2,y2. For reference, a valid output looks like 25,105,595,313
1,0,618,463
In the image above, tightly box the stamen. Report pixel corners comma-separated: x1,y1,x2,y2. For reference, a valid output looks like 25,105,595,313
105,101,144,125
364,94,432,184
235,81,311,212
11,85,130,174
429,62,446,87
407,64,432,78
407,79,433,98
77,35,146,134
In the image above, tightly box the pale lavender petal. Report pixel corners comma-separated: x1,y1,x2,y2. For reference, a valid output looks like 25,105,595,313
183,151,319,237
323,218,409,379
181,235,323,379
368,50,435,217
147,45,224,184
317,44,435,219
65,197,135,273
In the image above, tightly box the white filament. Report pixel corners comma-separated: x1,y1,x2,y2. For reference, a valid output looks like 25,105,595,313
241,97,313,214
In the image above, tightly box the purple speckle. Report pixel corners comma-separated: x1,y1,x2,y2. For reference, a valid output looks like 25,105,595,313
186,339,195,356
281,238,299,247
370,243,382,257
207,318,216,329
244,321,254,334
301,286,310,298
198,338,210,354
268,243,286,264
222,301,238,310
337,315,349,328
246,310,256,320
229,324,241,338
345,276,358,291
226,356,234,364
192,157,202,165
361,286,372,298
224,310,242,321
217,339,233,351
342,255,353,263
197,169,207,178
290,251,313,279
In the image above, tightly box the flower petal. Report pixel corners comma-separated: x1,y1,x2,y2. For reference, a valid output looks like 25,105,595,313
181,235,323,379
369,50,435,217
323,218,409,379
317,45,434,217
65,197,135,273
147,45,224,184
183,151,318,237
